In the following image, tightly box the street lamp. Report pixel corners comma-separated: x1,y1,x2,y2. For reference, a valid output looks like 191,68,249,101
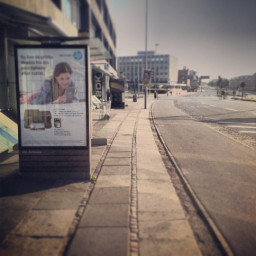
144,0,148,109
155,43,159,54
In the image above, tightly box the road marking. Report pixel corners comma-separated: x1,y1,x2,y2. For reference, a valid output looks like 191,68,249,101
239,131,256,134
209,105,216,107
227,125,256,129
218,121,255,125
224,108,237,111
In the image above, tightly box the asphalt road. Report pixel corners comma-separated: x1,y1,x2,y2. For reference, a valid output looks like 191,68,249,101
152,88,256,256
175,88,256,141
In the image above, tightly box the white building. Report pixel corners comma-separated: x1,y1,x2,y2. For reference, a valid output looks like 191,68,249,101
117,51,178,88
230,74,256,91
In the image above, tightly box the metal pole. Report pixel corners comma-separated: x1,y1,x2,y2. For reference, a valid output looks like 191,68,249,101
155,43,159,54
144,0,148,109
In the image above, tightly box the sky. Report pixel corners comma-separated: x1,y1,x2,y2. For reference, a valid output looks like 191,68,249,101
107,0,256,80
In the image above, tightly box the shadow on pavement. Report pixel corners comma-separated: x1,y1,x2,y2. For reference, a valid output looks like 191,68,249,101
0,151,89,197
0,172,89,197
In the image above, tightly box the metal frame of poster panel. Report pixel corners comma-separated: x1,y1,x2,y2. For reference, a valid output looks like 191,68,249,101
14,44,91,178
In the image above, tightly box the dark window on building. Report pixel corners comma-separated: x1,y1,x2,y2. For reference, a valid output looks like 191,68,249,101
103,2,109,25
96,0,102,11
52,0,61,9
79,1,89,34
91,14,102,39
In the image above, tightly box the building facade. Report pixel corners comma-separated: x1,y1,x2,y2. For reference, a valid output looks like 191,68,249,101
178,67,189,84
230,74,256,91
0,0,117,118
117,51,178,90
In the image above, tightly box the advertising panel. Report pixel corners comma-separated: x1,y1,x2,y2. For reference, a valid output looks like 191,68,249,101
15,45,88,148
110,79,125,109
110,79,125,92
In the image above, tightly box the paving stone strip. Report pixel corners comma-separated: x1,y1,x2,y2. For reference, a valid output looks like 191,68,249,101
65,104,143,256
129,108,141,256
136,105,202,256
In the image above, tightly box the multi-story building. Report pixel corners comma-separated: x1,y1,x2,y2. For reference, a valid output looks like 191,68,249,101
117,51,178,91
230,74,256,91
0,0,117,118
178,67,189,84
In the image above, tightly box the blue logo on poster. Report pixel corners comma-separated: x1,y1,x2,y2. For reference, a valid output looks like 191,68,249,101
73,51,82,60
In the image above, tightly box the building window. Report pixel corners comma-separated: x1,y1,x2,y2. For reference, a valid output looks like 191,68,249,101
52,0,61,9
91,15,101,39
103,2,109,25
96,0,102,11
64,0,81,29
64,0,72,21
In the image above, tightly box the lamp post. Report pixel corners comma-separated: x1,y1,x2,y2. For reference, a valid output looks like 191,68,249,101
155,43,159,54
144,0,148,109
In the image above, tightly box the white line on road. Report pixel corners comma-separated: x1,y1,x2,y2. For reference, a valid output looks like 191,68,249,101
239,131,256,134
218,121,255,125
224,108,237,111
227,125,256,129
209,105,216,107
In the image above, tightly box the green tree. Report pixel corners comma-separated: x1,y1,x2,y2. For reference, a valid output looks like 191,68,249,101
208,77,229,88
208,79,218,87
222,78,229,88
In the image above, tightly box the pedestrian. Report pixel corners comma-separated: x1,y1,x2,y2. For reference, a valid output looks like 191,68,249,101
106,88,111,101
154,90,157,99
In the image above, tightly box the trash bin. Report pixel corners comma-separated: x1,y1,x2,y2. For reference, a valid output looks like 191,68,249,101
133,94,137,102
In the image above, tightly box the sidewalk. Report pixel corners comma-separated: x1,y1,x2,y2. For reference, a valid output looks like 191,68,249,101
0,96,201,256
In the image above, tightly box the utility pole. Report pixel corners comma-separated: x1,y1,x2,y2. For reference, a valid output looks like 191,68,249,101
155,43,159,54
144,0,148,109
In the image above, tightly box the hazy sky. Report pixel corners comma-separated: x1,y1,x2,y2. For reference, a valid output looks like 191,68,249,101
107,0,256,80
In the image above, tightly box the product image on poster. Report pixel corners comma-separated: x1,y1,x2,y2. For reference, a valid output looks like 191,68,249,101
16,46,88,147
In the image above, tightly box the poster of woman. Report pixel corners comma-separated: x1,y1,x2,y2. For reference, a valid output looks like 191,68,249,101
15,46,89,148
20,62,78,105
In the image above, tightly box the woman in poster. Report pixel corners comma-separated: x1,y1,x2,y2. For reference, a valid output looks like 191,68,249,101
21,62,78,104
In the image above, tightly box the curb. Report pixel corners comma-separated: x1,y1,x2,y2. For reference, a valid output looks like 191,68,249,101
150,102,234,256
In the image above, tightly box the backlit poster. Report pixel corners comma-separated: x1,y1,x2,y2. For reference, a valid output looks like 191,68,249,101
15,45,88,148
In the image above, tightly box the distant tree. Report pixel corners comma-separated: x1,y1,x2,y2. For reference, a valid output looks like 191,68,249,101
208,79,218,87
208,77,229,88
240,82,246,88
222,78,229,88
